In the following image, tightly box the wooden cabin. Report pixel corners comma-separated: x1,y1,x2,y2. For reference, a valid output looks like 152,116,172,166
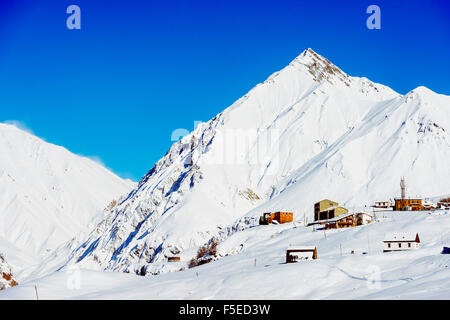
286,247,317,263
168,257,181,262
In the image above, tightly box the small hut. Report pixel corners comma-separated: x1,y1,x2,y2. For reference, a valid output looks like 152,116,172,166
168,256,181,262
286,247,317,263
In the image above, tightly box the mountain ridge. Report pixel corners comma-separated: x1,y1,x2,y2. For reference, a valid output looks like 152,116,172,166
58,48,449,276
0,122,135,260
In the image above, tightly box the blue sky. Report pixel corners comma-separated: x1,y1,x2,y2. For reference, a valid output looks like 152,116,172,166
0,0,449,180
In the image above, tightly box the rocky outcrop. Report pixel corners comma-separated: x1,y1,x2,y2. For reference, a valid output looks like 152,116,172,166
0,254,18,290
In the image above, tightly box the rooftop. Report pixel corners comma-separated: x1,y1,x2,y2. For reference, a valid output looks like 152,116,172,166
384,232,420,242
287,246,316,251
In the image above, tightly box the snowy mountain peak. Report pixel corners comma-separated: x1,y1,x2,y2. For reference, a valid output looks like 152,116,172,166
288,48,351,86
61,50,449,278
297,47,328,62
0,122,135,256
405,86,439,99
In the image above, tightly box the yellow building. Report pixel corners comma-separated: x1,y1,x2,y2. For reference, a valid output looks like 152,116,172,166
314,199,348,221
314,199,337,220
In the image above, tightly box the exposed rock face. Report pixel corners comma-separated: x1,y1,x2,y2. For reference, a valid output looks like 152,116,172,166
0,254,18,290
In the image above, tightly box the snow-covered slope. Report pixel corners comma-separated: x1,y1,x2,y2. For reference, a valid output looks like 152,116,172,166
0,123,135,259
239,85,450,224
64,48,450,276
2,210,450,299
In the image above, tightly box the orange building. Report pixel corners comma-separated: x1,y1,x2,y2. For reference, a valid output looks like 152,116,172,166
273,212,293,224
394,199,422,211
259,212,293,225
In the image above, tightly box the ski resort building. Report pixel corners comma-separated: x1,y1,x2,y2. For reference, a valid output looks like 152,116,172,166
259,212,293,225
393,177,423,211
309,212,372,229
314,199,348,221
383,233,420,252
314,199,338,220
373,200,393,208
394,198,423,211
317,205,348,221
286,247,317,263
273,212,293,224
355,212,373,225
323,213,355,229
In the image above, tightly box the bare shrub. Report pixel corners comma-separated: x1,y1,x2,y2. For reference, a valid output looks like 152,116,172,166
188,238,219,269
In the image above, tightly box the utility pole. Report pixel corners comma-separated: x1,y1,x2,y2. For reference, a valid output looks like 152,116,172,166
34,285,39,300
340,244,342,256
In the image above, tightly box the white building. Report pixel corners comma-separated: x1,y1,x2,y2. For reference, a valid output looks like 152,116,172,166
355,212,372,225
374,200,393,208
383,233,420,252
